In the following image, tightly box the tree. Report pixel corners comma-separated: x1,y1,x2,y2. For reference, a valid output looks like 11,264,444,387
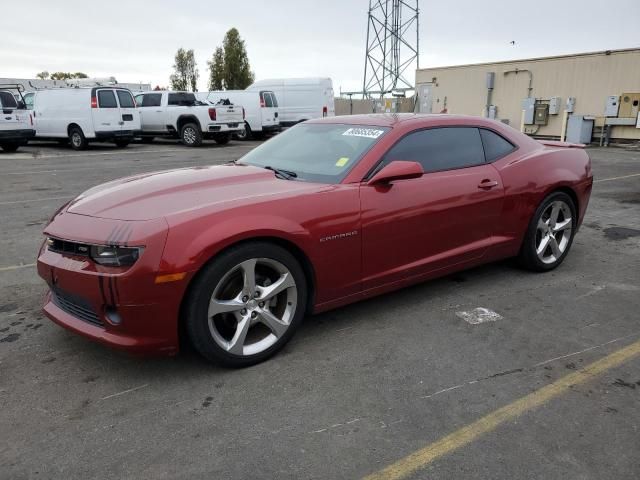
36,71,50,80
222,28,254,89
49,72,89,80
169,48,199,92
207,47,225,91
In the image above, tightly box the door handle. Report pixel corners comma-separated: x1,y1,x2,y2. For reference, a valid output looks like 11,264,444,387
478,179,499,190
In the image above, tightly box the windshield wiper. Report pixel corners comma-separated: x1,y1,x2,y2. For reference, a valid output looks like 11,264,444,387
264,165,298,180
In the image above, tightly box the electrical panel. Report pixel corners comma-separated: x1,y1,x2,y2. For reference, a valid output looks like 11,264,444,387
566,97,576,113
605,95,620,117
619,92,640,118
549,97,561,115
522,97,535,124
534,104,549,125
488,105,497,119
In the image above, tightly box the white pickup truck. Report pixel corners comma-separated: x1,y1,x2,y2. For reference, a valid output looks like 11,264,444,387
134,91,244,146
0,84,35,152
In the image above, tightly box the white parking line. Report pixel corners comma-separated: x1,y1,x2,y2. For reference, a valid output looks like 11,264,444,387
0,195,70,206
0,263,36,272
594,172,640,183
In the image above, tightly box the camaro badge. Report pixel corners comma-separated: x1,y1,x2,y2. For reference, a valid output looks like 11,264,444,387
320,231,359,243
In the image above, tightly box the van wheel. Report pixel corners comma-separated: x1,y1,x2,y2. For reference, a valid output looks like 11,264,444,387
114,139,130,148
1,143,19,153
69,127,88,151
213,133,231,145
235,123,252,140
180,123,202,147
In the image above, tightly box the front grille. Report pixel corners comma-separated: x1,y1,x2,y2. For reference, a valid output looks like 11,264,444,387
48,238,90,257
51,288,103,327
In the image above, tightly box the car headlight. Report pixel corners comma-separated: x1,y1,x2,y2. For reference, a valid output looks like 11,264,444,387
90,245,144,267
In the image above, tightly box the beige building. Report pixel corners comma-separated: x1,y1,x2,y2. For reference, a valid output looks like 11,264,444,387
415,48,640,142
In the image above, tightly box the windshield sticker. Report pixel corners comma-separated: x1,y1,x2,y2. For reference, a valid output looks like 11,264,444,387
342,127,385,139
335,157,349,167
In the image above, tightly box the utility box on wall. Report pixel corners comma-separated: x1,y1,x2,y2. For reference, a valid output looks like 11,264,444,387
566,97,576,113
619,93,640,118
488,105,497,119
534,104,549,125
549,97,561,114
605,96,620,117
522,97,535,124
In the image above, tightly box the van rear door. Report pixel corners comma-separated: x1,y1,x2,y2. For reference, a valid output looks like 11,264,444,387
92,88,121,135
259,91,279,129
115,89,140,133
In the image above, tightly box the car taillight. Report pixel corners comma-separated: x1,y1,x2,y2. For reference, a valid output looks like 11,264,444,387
209,108,216,121
322,106,328,117
91,96,97,108
260,98,265,108
242,107,245,120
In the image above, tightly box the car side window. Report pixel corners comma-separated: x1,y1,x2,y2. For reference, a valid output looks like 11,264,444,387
141,93,162,107
480,129,516,162
97,90,118,108
382,127,485,173
116,90,135,108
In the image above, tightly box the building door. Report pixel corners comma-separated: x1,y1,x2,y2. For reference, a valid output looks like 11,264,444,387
417,84,433,113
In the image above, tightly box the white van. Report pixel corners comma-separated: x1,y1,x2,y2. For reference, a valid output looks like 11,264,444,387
246,77,335,127
31,87,141,150
196,90,280,140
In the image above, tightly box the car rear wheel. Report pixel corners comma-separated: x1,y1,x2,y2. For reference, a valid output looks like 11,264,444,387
185,242,307,367
0,143,19,153
235,122,252,140
180,123,202,147
519,192,576,271
69,127,88,151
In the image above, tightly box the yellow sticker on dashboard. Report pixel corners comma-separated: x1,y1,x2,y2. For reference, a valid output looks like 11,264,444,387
336,157,349,167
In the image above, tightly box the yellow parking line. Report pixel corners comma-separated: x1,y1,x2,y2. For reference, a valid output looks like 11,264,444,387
594,172,640,183
363,338,640,480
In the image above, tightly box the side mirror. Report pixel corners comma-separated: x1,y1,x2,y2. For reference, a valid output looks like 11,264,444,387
367,161,423,185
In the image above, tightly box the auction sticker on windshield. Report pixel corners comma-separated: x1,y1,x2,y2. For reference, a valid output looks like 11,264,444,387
342,127,385,139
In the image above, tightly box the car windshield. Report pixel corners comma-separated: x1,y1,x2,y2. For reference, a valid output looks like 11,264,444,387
238,123,390,183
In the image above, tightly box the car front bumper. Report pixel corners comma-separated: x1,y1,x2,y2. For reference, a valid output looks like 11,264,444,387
37,212,189,356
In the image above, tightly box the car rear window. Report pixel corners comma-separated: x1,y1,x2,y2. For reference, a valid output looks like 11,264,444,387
0,91,18,109
480,128,516,162
168,93,196,106
97,90,118,108
117,90,135,108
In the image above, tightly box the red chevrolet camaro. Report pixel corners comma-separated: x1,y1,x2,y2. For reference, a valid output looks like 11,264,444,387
37,114,593,366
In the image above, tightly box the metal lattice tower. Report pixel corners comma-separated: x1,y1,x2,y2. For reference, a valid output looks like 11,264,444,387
362,0,419,98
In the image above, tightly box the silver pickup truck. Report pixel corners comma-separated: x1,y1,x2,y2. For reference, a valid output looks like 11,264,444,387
134,91,244,146
0,84,35,152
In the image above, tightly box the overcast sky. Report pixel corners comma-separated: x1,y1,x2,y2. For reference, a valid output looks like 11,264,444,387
2,0,638,92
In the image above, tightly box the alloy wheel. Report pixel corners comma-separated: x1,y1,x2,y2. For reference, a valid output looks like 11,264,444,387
183,127,197,144
535,200,573,264
207,258,297,356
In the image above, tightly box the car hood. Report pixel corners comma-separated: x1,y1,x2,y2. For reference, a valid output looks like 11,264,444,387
67,164,324,221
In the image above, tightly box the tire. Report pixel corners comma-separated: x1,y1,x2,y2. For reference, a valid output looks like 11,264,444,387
140,137,155,144
519,191,577,271
185,242,307,367
180,123,202,147
235,122,252,141
1,143,19,153
69,126,88,151
213,133,231,145
114,139,130,148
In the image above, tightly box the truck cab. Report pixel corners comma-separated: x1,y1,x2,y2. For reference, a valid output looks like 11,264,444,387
134,91,244,146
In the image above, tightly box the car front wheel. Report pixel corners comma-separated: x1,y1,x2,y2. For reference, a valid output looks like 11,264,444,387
185,242,307,367
519,192,577,271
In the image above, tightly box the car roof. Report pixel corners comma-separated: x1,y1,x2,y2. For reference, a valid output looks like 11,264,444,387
307,113,504,128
